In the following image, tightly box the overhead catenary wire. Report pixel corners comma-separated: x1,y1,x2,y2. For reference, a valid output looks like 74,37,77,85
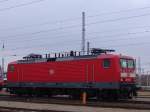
1,5,150,32
1,4,150,55
3,40,150,57
0,17,81,32
1,15,150,55
6,31,150,52
1,4,150,54
3,30,150,56
1,20,150,48
2,12,150,42
2,23,150,44
4,28,150,45
104,41,150,48
0,24,81,40
87,5,150,18
0,0,46,12
87,35,150,47
5,39,150,56
86,30,150,41
86,12,150,26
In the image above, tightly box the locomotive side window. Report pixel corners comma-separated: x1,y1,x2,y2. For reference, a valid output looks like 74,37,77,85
120,59,127,68
103,59,111,68
9,65,15,72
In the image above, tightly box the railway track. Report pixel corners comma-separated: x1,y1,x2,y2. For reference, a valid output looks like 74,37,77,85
0,107,68,112
0,94,150,110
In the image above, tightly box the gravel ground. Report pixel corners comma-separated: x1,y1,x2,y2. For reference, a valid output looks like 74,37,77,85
0,101,149,112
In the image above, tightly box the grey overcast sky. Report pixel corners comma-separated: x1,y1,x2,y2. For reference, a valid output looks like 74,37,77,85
0,0,150,72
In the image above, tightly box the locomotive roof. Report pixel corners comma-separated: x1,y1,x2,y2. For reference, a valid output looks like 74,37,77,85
98,54,134,59
9,53,134,65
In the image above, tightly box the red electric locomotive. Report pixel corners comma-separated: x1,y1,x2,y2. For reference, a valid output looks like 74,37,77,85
6,48,137,99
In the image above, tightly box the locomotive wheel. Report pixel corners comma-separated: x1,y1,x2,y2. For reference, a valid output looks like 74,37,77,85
100,90,119,101
71,93,80,99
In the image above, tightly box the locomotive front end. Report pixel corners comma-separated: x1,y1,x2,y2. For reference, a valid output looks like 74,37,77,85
119,56,137,98
120,58,136,83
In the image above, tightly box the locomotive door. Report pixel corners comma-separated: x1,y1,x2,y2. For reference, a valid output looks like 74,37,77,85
102,58,115,82
86,64,95,83
17,66,23,83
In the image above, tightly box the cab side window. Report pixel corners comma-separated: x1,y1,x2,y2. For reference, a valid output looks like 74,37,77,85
103,59,111,68
9,65,15,72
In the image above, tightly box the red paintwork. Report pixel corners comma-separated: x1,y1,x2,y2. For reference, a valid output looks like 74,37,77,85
0,80,4,87
7,54,134,84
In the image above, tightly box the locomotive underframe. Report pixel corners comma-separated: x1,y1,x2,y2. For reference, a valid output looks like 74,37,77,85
6,82,137,100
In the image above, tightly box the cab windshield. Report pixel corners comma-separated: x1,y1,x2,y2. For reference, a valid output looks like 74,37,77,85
120,59,135,68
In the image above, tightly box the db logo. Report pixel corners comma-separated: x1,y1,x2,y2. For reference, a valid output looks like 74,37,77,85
49,69,55,75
